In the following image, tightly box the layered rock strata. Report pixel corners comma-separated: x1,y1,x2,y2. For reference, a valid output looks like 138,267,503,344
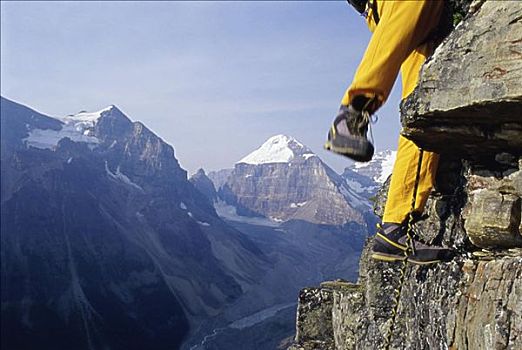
401,0,522,158
291,251,521,350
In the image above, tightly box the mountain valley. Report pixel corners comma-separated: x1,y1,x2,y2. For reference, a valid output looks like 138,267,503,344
1,97,394,350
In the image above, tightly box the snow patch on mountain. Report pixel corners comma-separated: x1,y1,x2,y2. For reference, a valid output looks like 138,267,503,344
237,135,316,165
214,200,281,227
339,183,370,209
345,178,366,195
290,201,307,208
375,151,397,183
351,150,397,184
105,161,143,191
67,106,115,124
23,106,115,150
186,211,211,226
24,123,100,150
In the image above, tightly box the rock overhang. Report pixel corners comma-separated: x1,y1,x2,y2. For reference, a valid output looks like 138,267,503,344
401,0,522,160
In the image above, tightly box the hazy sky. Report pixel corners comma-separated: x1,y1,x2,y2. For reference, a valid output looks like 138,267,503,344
1,1,402,174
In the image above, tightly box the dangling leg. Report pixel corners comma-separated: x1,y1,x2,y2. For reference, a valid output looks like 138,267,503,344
326,0,443,162
342,0,444,109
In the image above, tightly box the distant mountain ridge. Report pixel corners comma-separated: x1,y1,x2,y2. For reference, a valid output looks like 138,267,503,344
203,135,399,228
190,136,399,349
189,168,218,203
1,96,268,350
340,150,397,200
345,150,397,184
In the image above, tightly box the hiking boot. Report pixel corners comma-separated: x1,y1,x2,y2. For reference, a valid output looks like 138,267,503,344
324,104,374,162
371,223,408,262
371,223,453,265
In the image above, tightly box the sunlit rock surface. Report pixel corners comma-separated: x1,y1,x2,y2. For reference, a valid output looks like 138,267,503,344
402,0,522,158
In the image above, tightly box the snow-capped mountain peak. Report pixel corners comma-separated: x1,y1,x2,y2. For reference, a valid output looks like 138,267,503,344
24,105,121,150
64,105,116,125
237,134,316,165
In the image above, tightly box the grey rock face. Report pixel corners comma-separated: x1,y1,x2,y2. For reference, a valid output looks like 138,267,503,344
292,161,522,349
293,287,335,350
401,1,522,158
190,168,218,203
207,168,233,191
292,254,521,350
224,157,364,225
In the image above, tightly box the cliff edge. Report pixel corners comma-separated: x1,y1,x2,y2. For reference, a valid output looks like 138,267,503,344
289,1,522,349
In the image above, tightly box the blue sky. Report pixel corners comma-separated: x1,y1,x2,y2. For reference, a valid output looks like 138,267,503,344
1,1,402,174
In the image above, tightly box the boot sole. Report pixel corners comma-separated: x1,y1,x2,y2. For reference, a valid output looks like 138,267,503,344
407,257,442,265
372,253,442,265
324,141,374,162
371,252,406,263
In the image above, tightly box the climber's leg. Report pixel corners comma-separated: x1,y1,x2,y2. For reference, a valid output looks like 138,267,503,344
341,0,444,110
383,136,439,224
372,40,453,264
383,42,439,224
327,0,443,162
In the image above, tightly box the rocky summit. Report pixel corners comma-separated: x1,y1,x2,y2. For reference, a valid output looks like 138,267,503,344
289,1,522,350
218,134,369,226
190,168,218,204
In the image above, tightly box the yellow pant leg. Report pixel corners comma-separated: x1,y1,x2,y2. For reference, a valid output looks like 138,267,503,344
383,136,439,223
383,43,440,224
341,0,443,109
